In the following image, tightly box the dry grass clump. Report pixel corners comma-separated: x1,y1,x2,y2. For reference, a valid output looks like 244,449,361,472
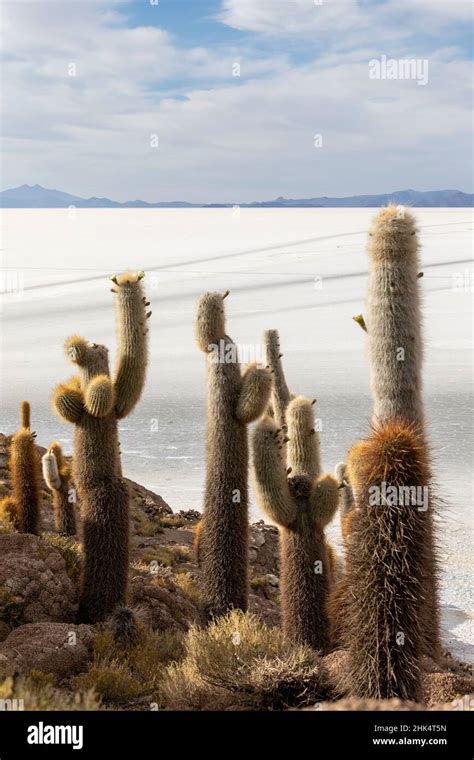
0,586,23,626
174,572,201,604
73,624,185,706
160,610,323,710
140,545,191,568
159,514,188,529
132,509,164,537
40,533,83,582
0,674,100,711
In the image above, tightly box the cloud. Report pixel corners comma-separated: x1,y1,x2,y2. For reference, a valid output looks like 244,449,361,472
219,0,473,39
1,0,472,201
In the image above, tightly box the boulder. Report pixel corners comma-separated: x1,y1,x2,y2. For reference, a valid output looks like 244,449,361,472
129,573,200,632
0,534,77,629
0,622,94,678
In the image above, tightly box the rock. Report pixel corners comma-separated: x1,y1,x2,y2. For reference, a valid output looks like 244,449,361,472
422,671,474,707
303,697,427,711
267,574,279,587
177,509,201,522
0,622,94,678
129,573,200,632
0,534,77,626
0,621,10,642
128,480,172,516
248,594,280,627
249,522,279,576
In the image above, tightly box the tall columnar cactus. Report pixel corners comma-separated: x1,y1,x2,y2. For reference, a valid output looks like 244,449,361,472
264,329,291,427
253,396,339,652
0,401,41,534
339,421,434,701
52,272,149,623
365,205,440,659
42,442,76,536
367,206,423,427
195,291,272,619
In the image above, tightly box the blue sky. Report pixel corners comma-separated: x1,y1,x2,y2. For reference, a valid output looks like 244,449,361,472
1,0,473,201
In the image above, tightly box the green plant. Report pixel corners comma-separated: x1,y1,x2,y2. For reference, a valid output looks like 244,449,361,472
40,533,83,583
339,421,433,702
52,271,150,623
252,396,339,652
263,329,291,427
363,206,440,659
194,291,271,618
0,401,41,534
42,442,76,536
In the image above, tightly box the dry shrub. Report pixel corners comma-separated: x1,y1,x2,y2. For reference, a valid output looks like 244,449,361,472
0,674,100,711
74,624,185,706
160,610,323,710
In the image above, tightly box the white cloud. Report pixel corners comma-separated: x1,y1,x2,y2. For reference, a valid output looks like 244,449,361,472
219,0,473,38
1,0,472,201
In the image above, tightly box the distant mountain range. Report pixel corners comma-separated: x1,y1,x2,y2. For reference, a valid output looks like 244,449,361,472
1,184,472,208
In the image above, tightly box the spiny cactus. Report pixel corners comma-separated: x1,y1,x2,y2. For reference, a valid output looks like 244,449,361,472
195,291,271,619
42,442,76,536
364,205,440,659
367,206,423,427
334,462,357,543
339,421,436,701
264,329,291,427
0,401,41,534
52,271,149,623
253,396,339,652
108,606,141,648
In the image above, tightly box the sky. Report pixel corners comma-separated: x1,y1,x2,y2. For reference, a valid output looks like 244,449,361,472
1,0,473,202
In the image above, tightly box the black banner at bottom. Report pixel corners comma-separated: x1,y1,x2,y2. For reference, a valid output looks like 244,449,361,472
0,709,472,757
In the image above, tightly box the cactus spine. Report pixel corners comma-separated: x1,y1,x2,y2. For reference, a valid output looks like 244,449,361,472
195,291,271,619
52,272,149,622
0,402,41,534
366,206,440,660
253,396,339,652
367,206,423,426
42,442,76,536
335,206,441,698
340,422,433,701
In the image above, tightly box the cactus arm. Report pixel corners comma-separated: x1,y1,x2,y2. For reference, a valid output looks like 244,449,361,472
264,329,291,427
286,396,321,479
335,461,356,514
64,335,89,366
85,374,115,418
42,450,62,490
235,363,272,424
195,291,227,353
52,379,85,423
252,417,296,527
309,473,339,528
112,271,149,420
21,400,31,429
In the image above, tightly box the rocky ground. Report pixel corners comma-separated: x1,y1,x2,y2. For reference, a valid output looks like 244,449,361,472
0,432,472,711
